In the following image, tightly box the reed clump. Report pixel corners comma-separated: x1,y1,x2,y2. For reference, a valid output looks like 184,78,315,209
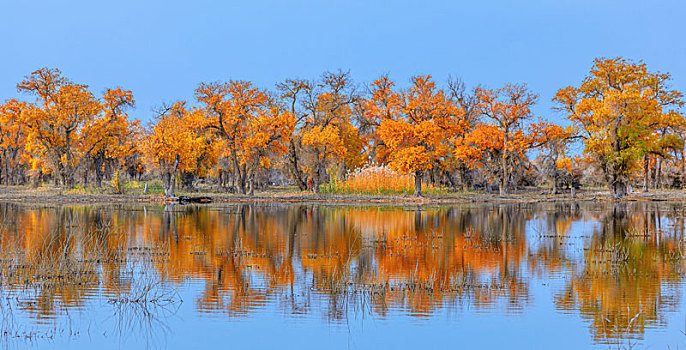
323,165,443,195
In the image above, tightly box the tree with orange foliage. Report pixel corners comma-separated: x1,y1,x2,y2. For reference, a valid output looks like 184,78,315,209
554,58,684,197
277,71,361,193
178,108,225,191
357,75,401,164
377,75,467,196
444,77,481,190
362,76,479,191
276,78,311,190
640,93,685,191
144,102,202,197
470,84,538,195
303,71,363,192
17,68,102,187
194,80,294,194
530,123,578,193
81,88,141,187
454,123,532,191
0,99,29,185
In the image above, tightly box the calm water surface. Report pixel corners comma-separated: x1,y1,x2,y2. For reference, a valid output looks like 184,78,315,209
0,201,685,349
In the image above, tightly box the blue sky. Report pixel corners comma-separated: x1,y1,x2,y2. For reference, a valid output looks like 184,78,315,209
0,0,684,124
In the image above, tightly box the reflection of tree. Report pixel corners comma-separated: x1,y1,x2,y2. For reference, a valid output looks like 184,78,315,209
0,205,103,318
0,203,535,320
1,201,685,345
356,205,533,315
550,203,685,344
529,202,582,273
0,203,171,344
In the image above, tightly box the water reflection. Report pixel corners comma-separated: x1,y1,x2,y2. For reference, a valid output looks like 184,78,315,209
0,202,684,347
551,203,686,343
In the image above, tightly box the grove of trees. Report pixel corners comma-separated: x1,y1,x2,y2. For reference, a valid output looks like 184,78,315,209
0,58,683,198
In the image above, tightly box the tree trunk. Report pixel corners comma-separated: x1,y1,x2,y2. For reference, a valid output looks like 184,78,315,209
219,170,227,188
181,171,195,191
289,140,307,190
611,174,626,199
609,116,625,199
369,143,379,164
230,148,247,194
656,157,662,189
95,154,104,188
248,173,255,196
1,152,5,186
313,168,321,194
414,170,422,196
31,171,40,188
163,154,180,198
500,129,509,196
551,172,558,194
457,164,471,191
63,129,74,189
237,174,246,194
642,155,649,192
163,171,176,197
7,152,16,185
61,170,74,189
651,157,659,189
312,156,323,193
5,158,10,186
10,150,19,186
444,170,458,190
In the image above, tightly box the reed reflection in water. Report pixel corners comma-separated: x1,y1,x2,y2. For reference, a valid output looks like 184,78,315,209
0,202,684,349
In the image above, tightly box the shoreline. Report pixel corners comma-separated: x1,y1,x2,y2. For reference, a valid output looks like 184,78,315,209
1,186,685,205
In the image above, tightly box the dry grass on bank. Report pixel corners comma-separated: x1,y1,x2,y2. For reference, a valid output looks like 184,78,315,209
322,165,446,195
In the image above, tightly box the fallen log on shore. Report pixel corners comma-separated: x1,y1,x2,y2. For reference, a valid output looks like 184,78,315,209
177,196,213,203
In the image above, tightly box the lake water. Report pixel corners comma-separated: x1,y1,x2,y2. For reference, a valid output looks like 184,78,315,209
0,201,685,349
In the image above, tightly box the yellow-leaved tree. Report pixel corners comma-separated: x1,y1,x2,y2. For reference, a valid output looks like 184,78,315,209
554,58,684,198
0,99,29,185
81,88,141,187
377,75,467,196
144,102,203,197
277,71,363,192
194,80,295,194
358,75,402,165
468,84,538,195
17,68,102,187
529,122,578,193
